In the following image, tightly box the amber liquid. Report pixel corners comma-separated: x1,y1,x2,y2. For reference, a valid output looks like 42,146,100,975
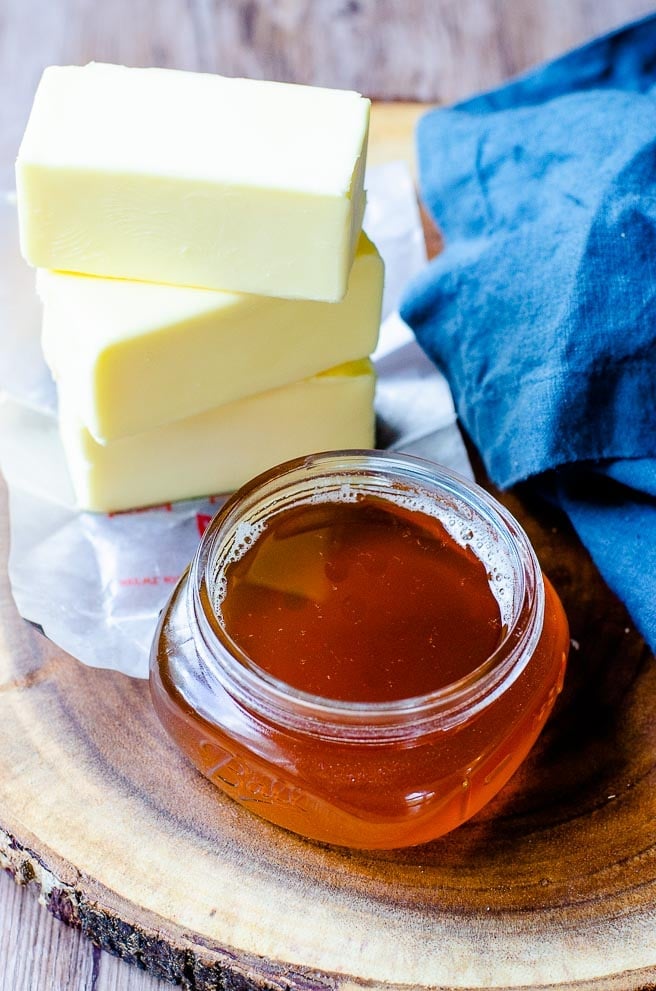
152,494,569,849
219,496,503,702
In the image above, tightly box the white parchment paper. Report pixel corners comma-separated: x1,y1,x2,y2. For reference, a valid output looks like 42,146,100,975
0,162,470,678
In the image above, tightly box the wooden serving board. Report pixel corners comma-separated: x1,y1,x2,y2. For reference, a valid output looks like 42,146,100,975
1,105,656,990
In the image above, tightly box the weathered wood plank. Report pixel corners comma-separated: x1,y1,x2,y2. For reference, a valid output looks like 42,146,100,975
0,870,95,991
0,868,170,990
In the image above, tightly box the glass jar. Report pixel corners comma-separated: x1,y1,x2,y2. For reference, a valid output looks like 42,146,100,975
150,451,569,849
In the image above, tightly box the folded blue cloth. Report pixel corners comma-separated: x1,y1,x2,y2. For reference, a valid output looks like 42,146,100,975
400,15,656,651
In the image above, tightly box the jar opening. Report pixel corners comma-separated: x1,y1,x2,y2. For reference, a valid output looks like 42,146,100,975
190,451,544,739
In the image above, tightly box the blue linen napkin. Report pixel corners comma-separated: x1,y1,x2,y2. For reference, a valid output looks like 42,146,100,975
400,15,656,651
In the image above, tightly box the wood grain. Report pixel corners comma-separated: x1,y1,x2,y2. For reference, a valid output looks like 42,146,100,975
2,2,656,989
0,869,169,991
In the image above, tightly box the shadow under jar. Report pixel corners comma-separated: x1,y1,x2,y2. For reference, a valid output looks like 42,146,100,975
150,451,569,849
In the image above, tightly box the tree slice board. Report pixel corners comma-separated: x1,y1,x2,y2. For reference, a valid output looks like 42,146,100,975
1,105,656,991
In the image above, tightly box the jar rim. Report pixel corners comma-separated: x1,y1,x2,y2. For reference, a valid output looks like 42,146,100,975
190,450,545,740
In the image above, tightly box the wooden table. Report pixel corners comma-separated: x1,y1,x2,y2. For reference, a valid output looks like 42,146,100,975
2,2,655,988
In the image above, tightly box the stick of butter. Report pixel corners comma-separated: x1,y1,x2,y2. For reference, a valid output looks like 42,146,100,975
40,233,383,443
16,63,370,302
59,360,376,512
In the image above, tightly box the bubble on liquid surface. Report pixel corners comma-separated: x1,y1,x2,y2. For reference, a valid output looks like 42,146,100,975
308,481,360,505
211,477,516,626
212,518,266,603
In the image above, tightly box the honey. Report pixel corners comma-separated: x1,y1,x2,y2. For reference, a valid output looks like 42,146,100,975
150,452,569,849
219,497,503,703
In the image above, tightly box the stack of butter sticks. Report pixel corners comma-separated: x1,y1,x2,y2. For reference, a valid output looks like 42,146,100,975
15,63,383,512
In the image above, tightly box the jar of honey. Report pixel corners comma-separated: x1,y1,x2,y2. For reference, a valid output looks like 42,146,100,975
150,451,569,849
